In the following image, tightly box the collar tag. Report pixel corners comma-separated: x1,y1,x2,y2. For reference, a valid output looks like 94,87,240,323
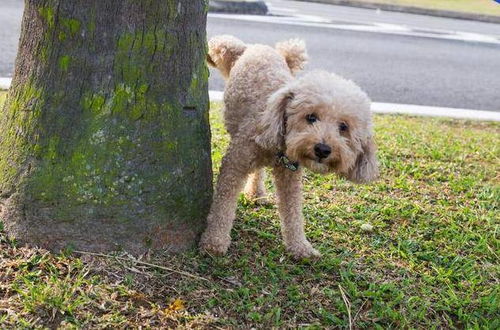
277,152,299,172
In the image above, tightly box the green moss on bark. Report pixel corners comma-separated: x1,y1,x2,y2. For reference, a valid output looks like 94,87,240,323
61,18,81,36
38,6,55,28
58,55,71,71
0,80,44,193
10,22,210,223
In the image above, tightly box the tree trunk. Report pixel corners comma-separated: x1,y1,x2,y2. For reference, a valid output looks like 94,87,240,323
0,0,212,254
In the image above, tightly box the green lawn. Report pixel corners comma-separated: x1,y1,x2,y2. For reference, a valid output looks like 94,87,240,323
0,90,6,105
1,96,499,328
313,0,500,16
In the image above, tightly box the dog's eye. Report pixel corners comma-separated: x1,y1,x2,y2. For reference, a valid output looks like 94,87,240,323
339,122,349,132
306,114,318,124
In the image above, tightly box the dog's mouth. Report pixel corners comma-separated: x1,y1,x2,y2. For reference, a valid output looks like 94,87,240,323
301,152,323,163
305,154,334,165
299,152,342,172
296,153,332,174
288,147,341,173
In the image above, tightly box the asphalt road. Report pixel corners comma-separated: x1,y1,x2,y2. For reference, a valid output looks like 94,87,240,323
1,0,500,111
0,0,22,79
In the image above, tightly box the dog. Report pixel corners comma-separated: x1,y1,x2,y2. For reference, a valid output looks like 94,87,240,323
200,35,378,259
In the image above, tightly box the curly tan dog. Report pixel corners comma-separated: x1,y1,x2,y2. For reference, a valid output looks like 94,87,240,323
200,35,379,259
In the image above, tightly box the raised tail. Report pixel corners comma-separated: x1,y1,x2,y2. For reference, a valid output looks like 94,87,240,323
207,35,247,79
275,38,308,75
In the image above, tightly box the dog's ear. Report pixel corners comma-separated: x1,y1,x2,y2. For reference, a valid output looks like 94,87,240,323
346,136,379,183
255,87,293,151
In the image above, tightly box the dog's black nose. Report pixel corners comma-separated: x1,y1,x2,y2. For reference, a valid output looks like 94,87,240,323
314,143,331,159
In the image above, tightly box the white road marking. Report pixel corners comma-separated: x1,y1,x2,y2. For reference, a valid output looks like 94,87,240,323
209,91,500,121
208,13,500,45
373,22,411,32
287,13,331,23
265,3,298,14
1,81,497,121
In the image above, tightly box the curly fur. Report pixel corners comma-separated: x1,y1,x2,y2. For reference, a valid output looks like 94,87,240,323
207,35,308,78
200,35,379,259
275,38,308,75
207,35,247,79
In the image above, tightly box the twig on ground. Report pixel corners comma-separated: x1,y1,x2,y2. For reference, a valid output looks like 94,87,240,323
339,284,353,330
353,299,368,324
74,250,210,282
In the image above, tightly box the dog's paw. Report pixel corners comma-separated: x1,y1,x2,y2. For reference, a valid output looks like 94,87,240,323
199,232,231,256
287,241,322,260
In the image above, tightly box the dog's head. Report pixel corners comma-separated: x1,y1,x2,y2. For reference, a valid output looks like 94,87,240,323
255,71,378,183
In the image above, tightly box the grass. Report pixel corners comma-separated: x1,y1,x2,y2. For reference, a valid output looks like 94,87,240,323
0,90,6,105
315,0,500,16
1,93,499,328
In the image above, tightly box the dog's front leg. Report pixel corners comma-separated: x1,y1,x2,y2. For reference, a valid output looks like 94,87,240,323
199,140,255,256
273,166,321,259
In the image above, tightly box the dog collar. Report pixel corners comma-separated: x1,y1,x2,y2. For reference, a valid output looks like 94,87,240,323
276,151,299,171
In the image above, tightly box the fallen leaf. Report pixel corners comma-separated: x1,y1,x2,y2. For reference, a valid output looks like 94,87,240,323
166,298,185,312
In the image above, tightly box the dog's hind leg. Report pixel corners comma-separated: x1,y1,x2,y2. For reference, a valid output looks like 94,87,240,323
272,166,321,259
199,139,256,255
243,169,269,205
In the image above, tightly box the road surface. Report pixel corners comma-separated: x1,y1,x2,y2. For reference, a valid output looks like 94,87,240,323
1,0,499,111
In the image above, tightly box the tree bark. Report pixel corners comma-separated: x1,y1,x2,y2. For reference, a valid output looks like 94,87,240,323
0,0,212,254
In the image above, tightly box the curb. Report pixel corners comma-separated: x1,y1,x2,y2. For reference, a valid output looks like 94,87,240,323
208,91,500,121
209,0,268,15
294,0,500,24
0,78,11,90
2,83,499,122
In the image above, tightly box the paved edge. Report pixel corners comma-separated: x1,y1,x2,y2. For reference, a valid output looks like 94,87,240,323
293,0,500,24
0,78,11,90
209,0,268,15
1,83,498,121
208,91,500,121
370,102,500,122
